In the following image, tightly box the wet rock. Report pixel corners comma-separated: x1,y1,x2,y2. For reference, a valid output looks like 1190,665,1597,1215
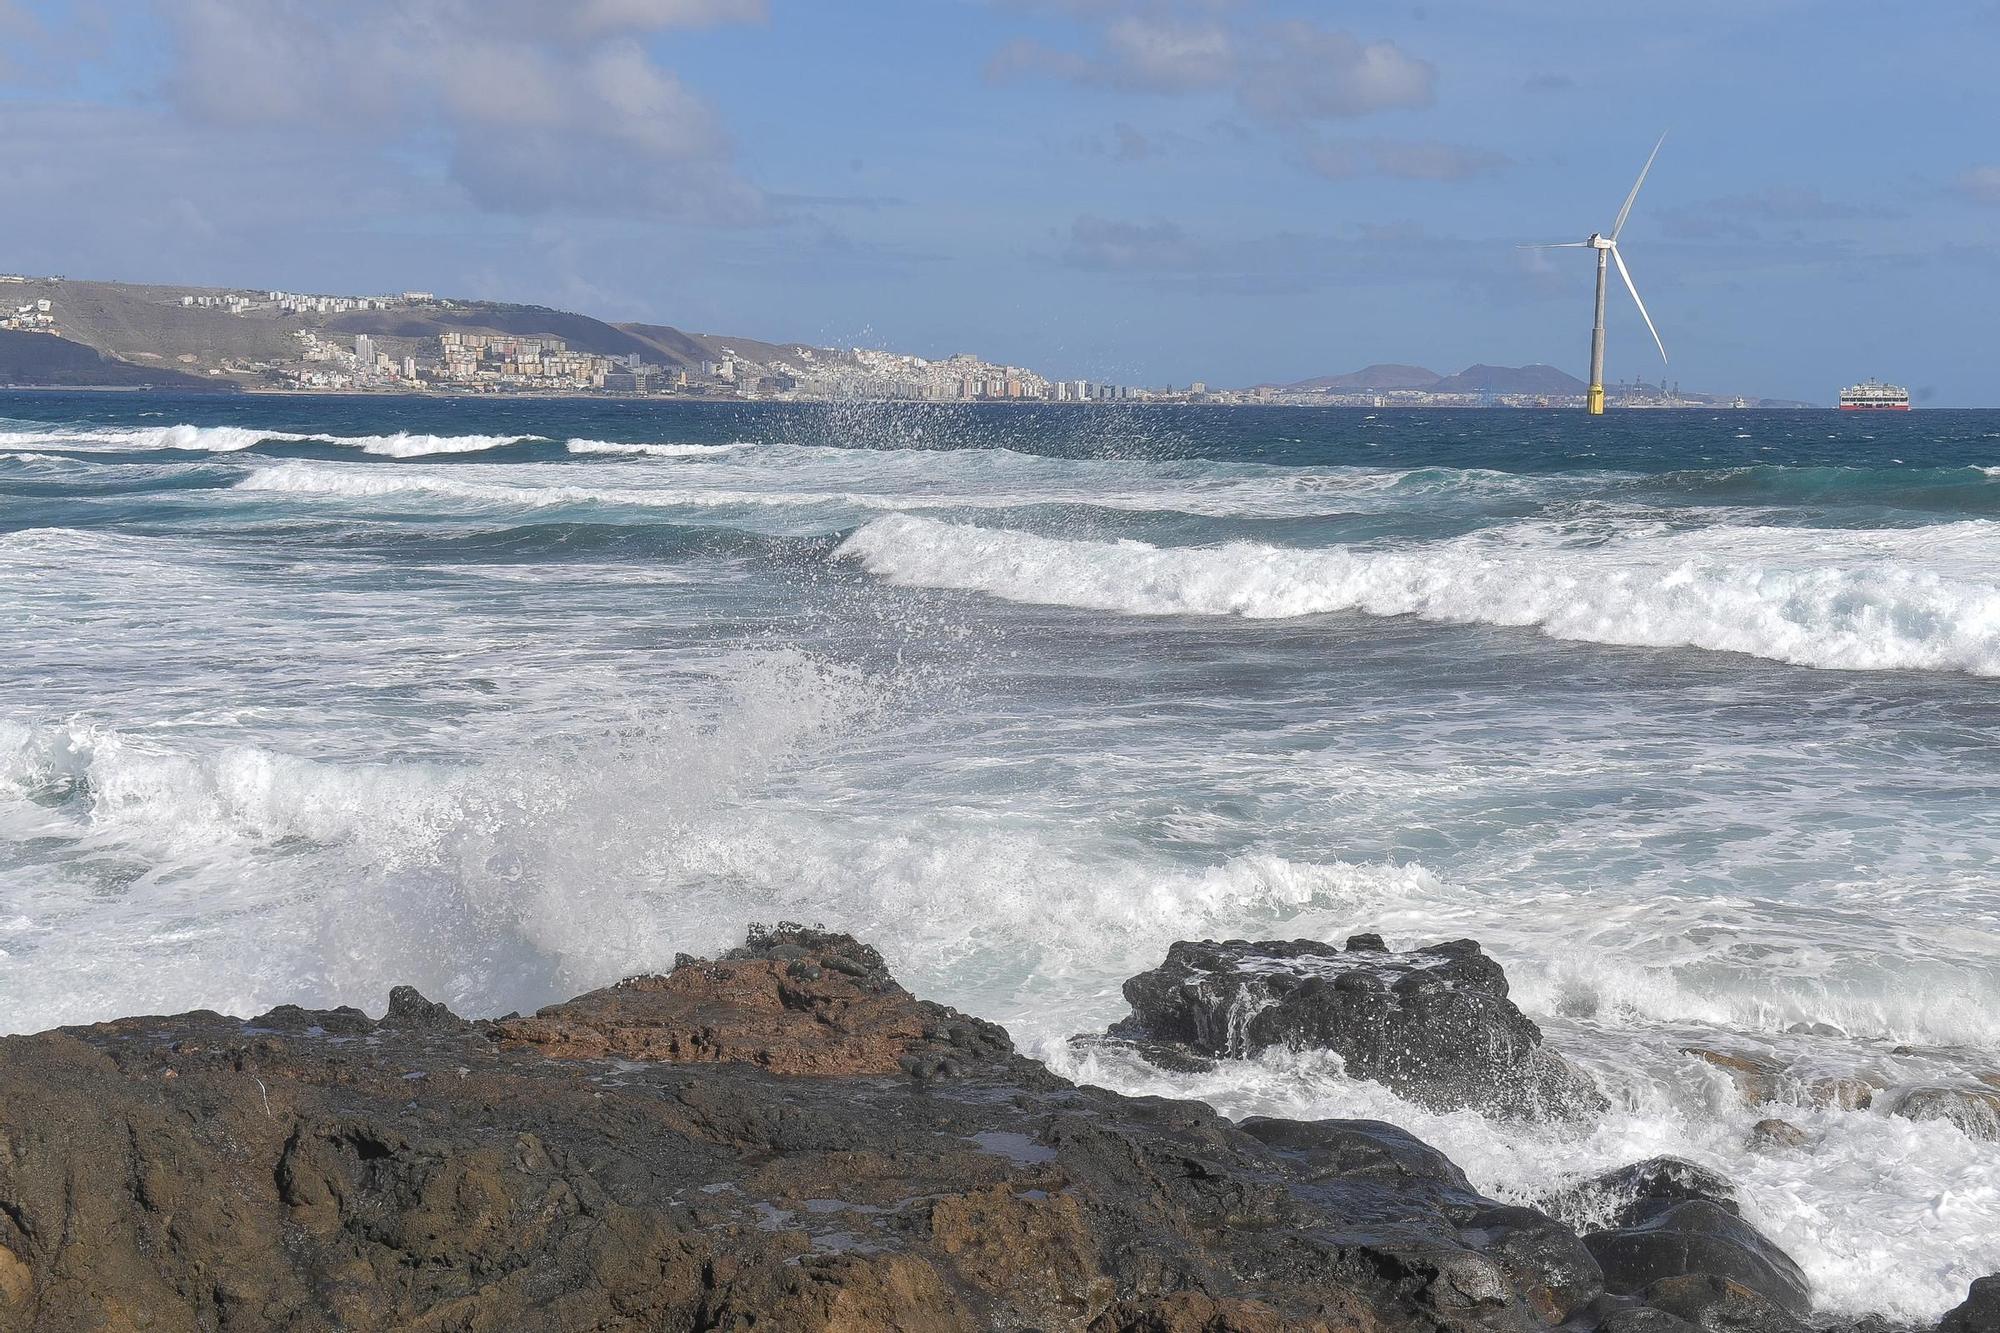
1549,1157,1740,1232
1585,1298,1703,1333
1068,1032,1217,1075
1784,1022,1844,1038
1583,1201,1809,1320
1885,1086,2000,1142
1747,1119,1808,1151
1807,1076,1875,1111
1938,1274,2000,1333
1639,1273,1806,1333
1114,935,1606,1120
1682,1046,1786,1106
0,928,1615,1333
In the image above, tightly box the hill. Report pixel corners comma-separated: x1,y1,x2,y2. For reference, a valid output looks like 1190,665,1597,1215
0,276,894,393
1430,363,1587,395
1269,364,1442,392
0,328,234,391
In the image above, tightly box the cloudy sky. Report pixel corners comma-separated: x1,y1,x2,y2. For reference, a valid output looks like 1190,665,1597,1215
2,0,1995,401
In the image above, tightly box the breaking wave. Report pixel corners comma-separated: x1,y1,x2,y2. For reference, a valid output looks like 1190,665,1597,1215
838,513,2000,674
566,438,751,457
0,422,531,457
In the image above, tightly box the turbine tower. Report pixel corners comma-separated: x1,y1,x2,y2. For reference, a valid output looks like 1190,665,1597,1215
1526,134,1668,415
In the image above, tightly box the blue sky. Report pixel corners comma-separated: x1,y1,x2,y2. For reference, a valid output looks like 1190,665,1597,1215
2,0,1996,402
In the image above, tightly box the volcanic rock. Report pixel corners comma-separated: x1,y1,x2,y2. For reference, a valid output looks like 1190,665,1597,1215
1547,1158,1807,1325
1938,1275,2000,1333
0,925,1633,1333
1550,1156,1740,1231
1582,1201,1809,1320
1113,935,1606,1119
1638,1273,1806,1333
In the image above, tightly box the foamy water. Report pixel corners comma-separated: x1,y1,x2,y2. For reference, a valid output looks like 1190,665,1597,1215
1,400,1995,1321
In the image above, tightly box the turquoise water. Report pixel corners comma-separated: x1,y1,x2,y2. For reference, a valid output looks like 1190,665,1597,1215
1,393,1996,1318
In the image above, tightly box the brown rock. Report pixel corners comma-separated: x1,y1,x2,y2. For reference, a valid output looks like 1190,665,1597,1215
1748,1119,1808,1151
1887,1086,2000,1141
1805,1077,1874,1111
0,927,1605,1333
1682,1047,1785,1105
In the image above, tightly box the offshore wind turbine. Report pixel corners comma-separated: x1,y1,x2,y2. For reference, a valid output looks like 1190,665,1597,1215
1525,134,1668,415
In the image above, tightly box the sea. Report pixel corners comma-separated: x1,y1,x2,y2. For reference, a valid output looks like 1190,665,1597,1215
1,392,1995,1321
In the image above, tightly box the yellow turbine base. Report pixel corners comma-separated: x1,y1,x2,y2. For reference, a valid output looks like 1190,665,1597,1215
1588,384,1605,415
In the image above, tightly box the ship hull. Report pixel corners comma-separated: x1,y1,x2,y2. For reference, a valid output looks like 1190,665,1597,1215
1838,403,1911,411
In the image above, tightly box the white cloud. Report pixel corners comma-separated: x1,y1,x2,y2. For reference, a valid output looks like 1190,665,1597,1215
989,9,1431,123
158,0,764,221
1237,22,1433,122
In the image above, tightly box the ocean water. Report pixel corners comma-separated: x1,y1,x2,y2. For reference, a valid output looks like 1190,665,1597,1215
1,392,1995,1320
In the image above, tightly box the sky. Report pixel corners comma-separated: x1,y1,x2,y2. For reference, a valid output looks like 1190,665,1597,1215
1,0,1997,402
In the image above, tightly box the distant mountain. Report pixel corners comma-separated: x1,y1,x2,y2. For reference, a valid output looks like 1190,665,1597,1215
1429,364,1587,395
1262,363,1590,396
1270,363,1441,392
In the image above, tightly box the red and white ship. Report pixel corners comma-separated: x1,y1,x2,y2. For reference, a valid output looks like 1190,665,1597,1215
1838,379,1911,411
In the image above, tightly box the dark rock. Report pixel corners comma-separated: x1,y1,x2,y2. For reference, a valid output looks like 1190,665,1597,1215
246,1001,375,1035
1589,1297,1703,1332
1068,1032,1218,1075
1638,1273,1806,1333
1939,1275,2000,1333
1239,1115,1472,1188
1583,1201,1809,1320
377,985,466,1033
0,927,1617,1333
1551,1156,1741,1230
1114,935,1605,1120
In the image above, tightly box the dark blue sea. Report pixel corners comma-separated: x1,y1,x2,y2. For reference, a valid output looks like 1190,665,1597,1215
1,392,1995,1318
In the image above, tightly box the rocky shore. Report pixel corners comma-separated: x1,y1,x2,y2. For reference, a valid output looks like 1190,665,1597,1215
0,926,1991,1332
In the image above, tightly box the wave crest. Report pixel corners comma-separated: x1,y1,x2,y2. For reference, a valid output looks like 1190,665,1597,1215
837,513,2000,675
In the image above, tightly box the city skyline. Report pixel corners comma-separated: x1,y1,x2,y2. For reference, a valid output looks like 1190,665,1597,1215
1,1,1996,403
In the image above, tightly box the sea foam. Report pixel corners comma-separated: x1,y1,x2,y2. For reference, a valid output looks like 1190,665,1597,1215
837,513,2000,674
0,422,529,456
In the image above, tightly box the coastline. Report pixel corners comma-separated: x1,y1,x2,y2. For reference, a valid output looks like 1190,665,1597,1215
1,925,1988,1332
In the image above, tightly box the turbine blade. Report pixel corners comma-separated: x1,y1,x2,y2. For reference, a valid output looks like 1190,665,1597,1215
1612,246,1668,364
1518,242,1590,248
1611,132,1667,240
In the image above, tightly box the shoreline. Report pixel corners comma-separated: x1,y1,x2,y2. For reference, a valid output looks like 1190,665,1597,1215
1,925,1989,1332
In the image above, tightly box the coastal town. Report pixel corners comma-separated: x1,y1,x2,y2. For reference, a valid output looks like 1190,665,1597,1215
1,274,1776,407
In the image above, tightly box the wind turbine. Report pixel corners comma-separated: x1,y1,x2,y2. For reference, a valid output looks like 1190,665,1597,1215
1525,134,1668,415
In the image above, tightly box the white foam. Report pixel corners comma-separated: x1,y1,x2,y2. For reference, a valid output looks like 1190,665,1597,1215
838,513,2000,675
5,692,1996,1322
1046,1040,2000,1324
0,651,886,1025
0,422,528,456
566,438,750,457
337,431,529,457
